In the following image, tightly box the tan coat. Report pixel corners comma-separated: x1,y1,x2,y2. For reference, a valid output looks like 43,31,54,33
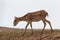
13,10,53,36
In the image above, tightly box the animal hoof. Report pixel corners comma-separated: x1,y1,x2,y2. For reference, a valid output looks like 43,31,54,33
51,30,53,33
31,33,33,36
40,32,43,35
21,34,25,36
31,34,33,36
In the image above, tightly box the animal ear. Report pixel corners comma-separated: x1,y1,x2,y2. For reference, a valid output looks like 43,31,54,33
14,16,17,19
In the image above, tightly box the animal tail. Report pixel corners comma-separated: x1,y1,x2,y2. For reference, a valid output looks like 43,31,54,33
46,12,48,17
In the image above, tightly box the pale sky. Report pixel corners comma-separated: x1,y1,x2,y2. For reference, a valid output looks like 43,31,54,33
0,0,60,29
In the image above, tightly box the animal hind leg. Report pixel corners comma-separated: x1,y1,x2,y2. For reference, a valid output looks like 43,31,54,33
45,19,53,33
40,20,46,34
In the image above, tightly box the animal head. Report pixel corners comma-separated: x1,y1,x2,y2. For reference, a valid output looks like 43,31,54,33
13,17,20,26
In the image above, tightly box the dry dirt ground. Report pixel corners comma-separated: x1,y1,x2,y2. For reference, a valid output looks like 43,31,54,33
0,27,60,40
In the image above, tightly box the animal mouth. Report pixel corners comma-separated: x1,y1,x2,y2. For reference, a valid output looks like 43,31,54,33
14,24,16,26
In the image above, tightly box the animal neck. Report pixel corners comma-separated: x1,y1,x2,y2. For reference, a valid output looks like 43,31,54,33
18,17,26,21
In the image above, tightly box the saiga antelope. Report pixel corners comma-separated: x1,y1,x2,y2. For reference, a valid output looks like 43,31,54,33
13,10,53,36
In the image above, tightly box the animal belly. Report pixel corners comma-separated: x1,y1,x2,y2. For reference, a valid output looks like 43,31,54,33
31,17,41,22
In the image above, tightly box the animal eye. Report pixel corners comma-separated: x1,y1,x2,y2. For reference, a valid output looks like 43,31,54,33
15,20,17,22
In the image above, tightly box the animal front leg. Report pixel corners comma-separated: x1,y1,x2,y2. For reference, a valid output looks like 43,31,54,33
30,22,33,36
40,20,46,34
22,22,29,36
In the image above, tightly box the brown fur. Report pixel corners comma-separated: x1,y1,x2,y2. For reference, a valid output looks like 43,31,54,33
13,10,53,36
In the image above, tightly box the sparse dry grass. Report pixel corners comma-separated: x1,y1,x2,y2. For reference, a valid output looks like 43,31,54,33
0,27,60,40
